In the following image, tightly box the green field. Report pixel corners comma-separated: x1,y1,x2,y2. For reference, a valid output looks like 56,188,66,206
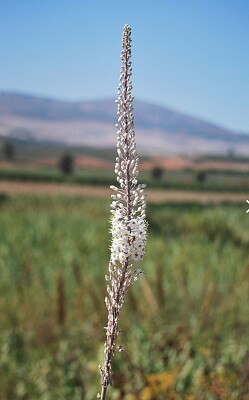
0,195,248,399
0,141,249,193
0,166,249,193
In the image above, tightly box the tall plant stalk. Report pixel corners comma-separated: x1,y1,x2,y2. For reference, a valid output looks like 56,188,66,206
98,24,148,399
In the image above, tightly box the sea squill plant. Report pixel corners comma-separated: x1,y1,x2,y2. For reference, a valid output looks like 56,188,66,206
98,24,148,399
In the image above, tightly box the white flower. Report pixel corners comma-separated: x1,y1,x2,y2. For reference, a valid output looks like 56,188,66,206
110,212,147,264
109,23,148,265
100,24,148,394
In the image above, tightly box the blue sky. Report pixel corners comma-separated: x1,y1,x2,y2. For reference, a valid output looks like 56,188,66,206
0,0,248,132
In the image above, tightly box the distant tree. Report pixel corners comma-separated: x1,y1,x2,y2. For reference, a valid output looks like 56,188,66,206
196,170,207,184
151,165,164,180
228,148,235,158
2,139,15,160
58,153,74,175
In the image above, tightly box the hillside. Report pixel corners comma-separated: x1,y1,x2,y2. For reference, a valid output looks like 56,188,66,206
0,92,248,155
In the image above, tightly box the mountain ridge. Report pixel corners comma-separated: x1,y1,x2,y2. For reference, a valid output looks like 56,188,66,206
0,91,248,155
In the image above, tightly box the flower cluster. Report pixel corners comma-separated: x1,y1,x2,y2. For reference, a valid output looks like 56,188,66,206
110,212,147,264
109,23,147,267
99,24,148,399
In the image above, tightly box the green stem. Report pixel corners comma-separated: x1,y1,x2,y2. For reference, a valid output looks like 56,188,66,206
100,385,108,400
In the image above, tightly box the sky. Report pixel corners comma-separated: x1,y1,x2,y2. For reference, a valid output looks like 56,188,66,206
0,0,248,132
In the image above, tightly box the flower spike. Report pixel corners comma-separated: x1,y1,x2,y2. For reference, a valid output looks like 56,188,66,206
99,24,148,400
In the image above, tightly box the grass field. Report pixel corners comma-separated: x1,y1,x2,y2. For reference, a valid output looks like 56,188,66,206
0,181,248,206
0,165,249,194
0,141,249,193
0,195,248,399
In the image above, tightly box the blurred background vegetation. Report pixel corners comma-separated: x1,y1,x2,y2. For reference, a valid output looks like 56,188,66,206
0,140,248,399
1,1,249,397
0,139,249,191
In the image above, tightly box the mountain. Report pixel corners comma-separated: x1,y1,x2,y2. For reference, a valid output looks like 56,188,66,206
0,91,248,155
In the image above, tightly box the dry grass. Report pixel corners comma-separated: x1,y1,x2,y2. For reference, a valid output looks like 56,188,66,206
0,180,247,204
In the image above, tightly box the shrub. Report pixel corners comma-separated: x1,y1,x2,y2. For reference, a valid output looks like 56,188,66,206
58,153,74,175
2,139,15,160
151,165,164,180
196,170,207,184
